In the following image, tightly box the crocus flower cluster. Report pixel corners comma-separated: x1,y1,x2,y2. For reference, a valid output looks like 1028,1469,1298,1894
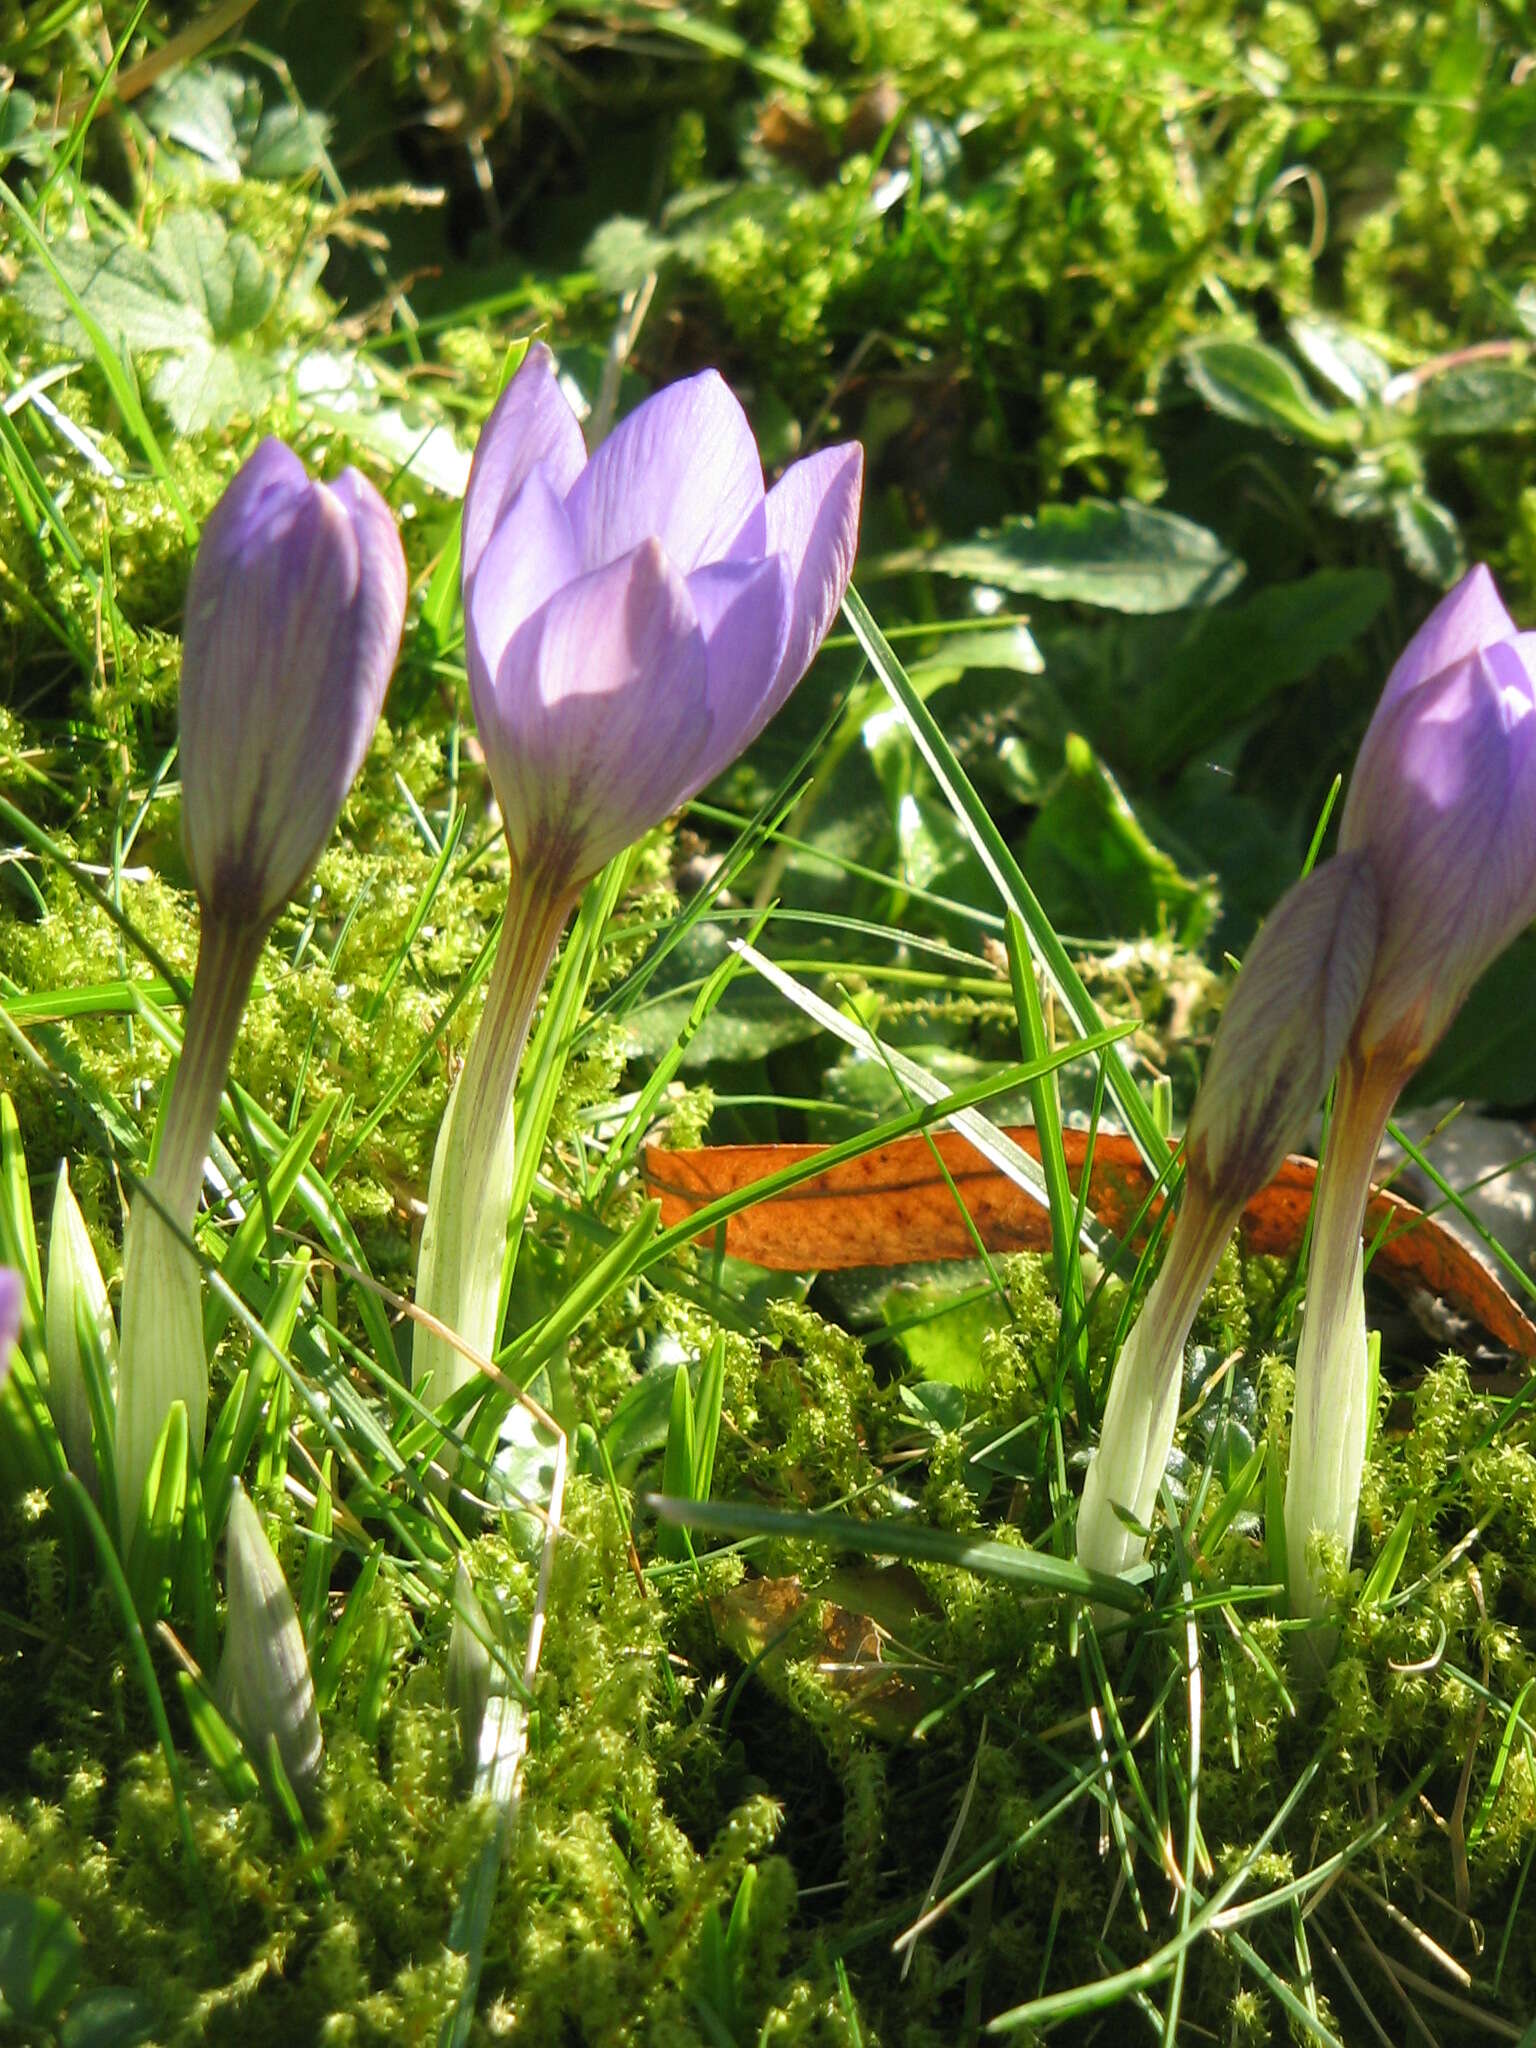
1079,565,1536,1643
1075,856,1379,1581
1286,568,1536,1616
114,443,407,1528
413,346,863,1413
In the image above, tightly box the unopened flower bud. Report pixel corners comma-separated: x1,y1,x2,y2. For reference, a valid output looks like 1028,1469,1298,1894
1185,855,1379,1209
180,439,407,931
44,1163,115,1490
218,1480,323,1809
1339,564,1536,1072
446,1559,492,1767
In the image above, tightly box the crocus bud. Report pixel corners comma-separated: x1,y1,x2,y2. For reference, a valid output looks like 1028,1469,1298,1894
117,444,407,1529
461,343,863,892
446,1559,492,1767
1285,567,1536,1638
413,350,863,1414
1185,855,1379,1209
0,1266,20,1391
44,1163,115,1489
180,439,407,930
1079,856,1378,1587
1338,565,1536,1073
218,1480,323,1809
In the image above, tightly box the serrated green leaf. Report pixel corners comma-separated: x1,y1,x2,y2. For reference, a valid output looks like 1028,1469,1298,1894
1183,338,1358,448
888,499,1244,613
1286,317,1390,405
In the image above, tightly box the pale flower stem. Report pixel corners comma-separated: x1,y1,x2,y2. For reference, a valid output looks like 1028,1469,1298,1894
1076,1186,1236,1581
115,913,266,1532
1284,1054,1400,1620
412,876,574,1415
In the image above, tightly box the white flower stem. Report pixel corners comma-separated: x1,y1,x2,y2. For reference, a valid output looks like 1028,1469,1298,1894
116,912,266,1533
412,873,574,1416
1076,1186,1235,1580
1284,1053,1400,1620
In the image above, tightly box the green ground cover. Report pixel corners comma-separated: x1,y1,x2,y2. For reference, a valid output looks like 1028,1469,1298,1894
2,2,1536,2041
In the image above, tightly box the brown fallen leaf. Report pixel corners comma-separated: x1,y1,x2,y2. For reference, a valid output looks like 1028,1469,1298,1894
644,1128,1536,1357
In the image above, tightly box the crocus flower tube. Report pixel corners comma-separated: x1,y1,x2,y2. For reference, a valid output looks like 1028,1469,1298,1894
1286,566,1536,1618
116,443,407,1530
412,347,863,1412
1076,856,1378,1582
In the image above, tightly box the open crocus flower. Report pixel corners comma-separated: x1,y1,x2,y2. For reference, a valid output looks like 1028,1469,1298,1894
1286,566,1536,1623
116,443,407,1531
1076,856,1378,1584
412,347,863,1413
461,343,863,885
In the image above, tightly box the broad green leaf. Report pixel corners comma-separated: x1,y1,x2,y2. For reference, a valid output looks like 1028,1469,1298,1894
1024,735,1216,944
1390,492,1465,586
1120,569,1391,775
0,1889,80,2025
1411,361,1536,439
1183,337,1358,448
59,1986,157,2047
1286,317,1390,405
886,499,1245,612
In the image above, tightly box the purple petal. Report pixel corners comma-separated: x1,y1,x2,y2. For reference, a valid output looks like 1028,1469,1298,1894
1378,562,1518,715
762,441,864,702
0,1265,20,1390
483,538,711,881
180,450,405,926
684,555,793,787
1344,643,1536,1060
565,372,766,575
461,344,588,585
465,468,581,710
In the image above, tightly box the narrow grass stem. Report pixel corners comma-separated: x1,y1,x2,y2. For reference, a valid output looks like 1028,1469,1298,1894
1284,1052,1402,1621
1076,1188,1235,1582
116,912,267,1531
412,871,575,1413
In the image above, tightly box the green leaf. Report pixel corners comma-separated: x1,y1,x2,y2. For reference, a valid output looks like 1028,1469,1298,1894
59,1986,158,2047
1390,492,1465,586
1411,361,1536,439
1024,735,1216,943
0,1889,81,2024
890,499,1245,613
1286,317,1390,406
175,1671,261,1805
1119,570,1391,776
18,208,280,432
1183,338,1359,447
644,1495,1146,1609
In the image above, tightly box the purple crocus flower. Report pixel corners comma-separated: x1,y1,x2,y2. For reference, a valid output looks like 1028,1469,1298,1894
1076,856,1378,1585
181,439,408,931
1337,565,1536,1070
460,343,863,888
413,348,863,1414
117,443,408,1532
0,1266,20,1393
1286,566,1536,1629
